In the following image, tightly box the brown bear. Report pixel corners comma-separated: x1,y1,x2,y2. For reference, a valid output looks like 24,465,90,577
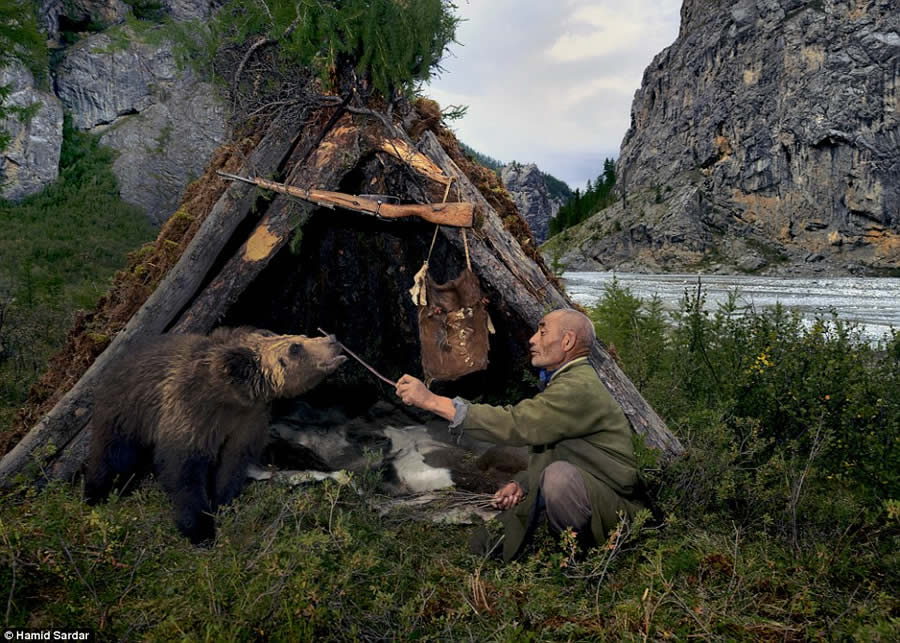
83,327,346,543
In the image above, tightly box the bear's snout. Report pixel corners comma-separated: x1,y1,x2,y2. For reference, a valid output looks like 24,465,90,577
317,337,347,373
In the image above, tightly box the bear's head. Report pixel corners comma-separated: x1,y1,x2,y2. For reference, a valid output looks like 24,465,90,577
219,330,346,402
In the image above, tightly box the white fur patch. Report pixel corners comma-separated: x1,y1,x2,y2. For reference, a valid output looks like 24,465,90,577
383,426,455,492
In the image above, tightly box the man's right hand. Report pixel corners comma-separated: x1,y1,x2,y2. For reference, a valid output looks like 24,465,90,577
492,481,525,510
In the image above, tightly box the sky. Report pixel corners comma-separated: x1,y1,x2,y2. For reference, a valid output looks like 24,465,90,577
427,0,683,191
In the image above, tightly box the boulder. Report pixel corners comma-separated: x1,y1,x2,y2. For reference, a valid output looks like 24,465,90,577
0,62,64,201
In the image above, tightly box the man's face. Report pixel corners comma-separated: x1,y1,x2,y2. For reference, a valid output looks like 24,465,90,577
529,313,569,370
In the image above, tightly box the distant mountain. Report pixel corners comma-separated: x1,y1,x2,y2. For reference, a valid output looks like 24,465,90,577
458,141,571,244
501,161,568,243
545,0,900,276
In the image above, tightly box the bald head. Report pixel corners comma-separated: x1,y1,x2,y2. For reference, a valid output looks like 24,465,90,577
529,308,595,370
546,309,596,352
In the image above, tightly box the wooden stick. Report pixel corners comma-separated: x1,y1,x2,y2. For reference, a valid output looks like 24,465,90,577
317,328,397,387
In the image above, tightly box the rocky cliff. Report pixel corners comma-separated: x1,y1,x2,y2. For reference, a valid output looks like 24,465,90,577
0,61,63,201
500,161,564,243
2,1,223,224
547,0,899,275
55,26,225,223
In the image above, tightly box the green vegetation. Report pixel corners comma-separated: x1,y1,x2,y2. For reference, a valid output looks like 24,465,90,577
541,169,573,204
0,117,155,430
122,0,169,23
176,0,460,100
0,0,48,152
549,158,616,236
593,279,899,503
458,141,504,173
1,279,896,639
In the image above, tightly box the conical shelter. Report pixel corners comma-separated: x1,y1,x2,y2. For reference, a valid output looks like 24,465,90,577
0,96,681,485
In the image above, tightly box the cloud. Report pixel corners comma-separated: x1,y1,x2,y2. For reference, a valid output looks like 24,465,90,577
546,2,679,62
427,0,681,189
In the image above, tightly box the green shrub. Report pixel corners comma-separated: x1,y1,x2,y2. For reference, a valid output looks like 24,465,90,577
175,0,460,100
589,279,900,537
123,0,169,23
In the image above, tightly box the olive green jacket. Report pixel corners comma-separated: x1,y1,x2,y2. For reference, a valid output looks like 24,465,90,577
461,357,641,560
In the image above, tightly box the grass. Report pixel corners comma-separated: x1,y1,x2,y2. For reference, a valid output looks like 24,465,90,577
0,465,895,639
0,279,897,639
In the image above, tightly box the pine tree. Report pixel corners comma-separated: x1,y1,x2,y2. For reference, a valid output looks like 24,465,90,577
548,157,617,237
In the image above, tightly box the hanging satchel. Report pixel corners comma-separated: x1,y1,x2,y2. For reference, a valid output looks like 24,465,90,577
410,228,492,384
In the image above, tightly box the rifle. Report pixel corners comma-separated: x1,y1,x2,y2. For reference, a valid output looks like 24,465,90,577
216,171,473,227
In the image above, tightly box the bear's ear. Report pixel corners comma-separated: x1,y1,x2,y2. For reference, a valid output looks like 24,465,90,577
222,346,261,395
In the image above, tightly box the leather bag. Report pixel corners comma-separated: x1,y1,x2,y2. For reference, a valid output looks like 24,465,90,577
417,268,490,382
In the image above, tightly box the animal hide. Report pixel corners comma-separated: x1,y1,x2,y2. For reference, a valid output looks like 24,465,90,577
416,268,490,382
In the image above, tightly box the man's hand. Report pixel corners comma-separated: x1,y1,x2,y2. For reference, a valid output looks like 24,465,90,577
395,374,433,408
492,481,525,510
395,375,457,422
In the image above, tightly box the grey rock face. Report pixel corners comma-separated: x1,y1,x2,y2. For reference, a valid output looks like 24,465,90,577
568,0,900,275
99,87,225,224
56,27,227,223
39,0,130,43
162,0,213,21
56,31,180,130
500,162,563,243
0,62,64,201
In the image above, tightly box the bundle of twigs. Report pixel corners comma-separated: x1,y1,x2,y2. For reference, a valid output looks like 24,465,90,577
391,489,499,511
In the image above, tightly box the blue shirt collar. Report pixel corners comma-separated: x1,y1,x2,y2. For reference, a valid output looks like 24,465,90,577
538,368,556,386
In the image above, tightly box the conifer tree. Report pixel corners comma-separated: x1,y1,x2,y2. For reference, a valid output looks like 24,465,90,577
549,158,617,237
184,0,460,106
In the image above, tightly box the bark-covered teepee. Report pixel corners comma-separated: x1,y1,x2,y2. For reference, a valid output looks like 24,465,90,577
0,7,682,483
0,92,681,485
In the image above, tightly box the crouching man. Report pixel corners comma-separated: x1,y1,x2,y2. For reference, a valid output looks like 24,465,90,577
395,309,643,561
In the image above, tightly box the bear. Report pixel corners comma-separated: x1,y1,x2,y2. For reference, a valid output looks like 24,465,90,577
83,327,346,544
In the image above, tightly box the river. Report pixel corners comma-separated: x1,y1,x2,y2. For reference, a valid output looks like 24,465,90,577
562,272,900,343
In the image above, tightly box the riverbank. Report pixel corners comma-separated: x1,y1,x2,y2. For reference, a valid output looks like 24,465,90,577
564,271,900,343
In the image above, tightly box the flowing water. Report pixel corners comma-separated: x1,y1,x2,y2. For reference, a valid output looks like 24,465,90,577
563,272,900,343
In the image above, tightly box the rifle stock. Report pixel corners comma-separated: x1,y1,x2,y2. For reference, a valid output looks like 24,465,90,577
216,171,473,227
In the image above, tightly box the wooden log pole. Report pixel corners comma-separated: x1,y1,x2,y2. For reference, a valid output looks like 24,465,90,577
0,112,311,485
171,116,370,334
